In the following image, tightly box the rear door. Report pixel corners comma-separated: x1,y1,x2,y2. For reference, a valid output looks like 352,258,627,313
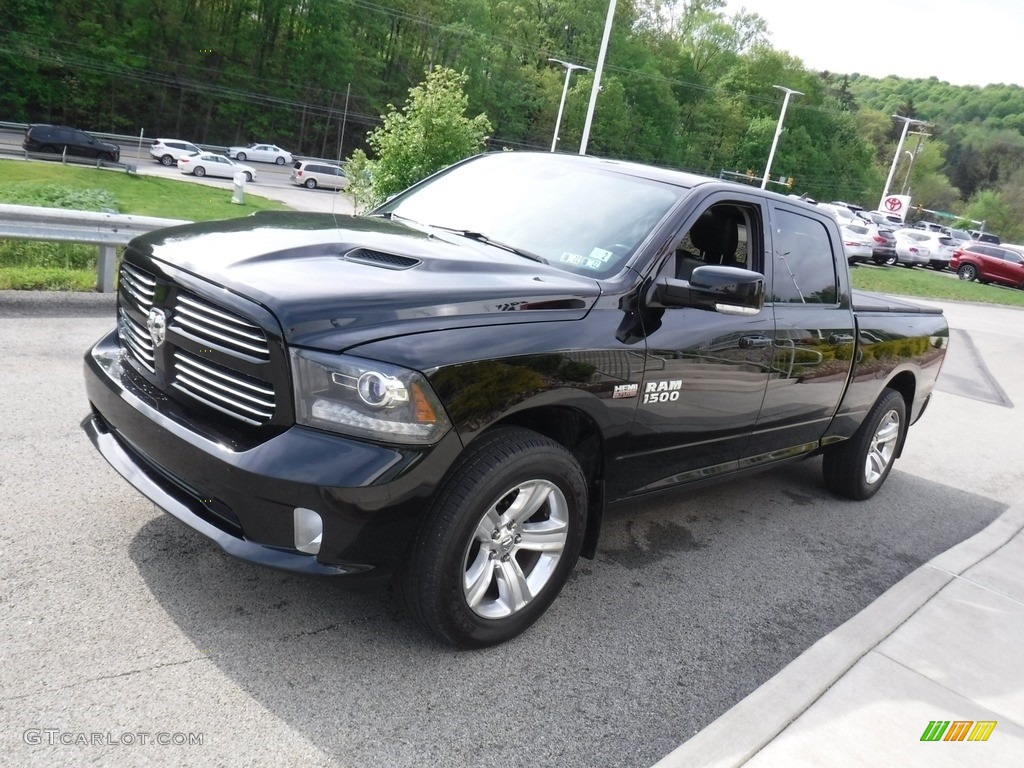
746,204,856,467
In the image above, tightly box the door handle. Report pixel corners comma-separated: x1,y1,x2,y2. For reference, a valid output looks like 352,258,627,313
829,333,856,345
739,335,773,348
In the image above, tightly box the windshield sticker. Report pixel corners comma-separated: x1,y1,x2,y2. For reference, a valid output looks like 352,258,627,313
589,247,615,263
560,252,605,270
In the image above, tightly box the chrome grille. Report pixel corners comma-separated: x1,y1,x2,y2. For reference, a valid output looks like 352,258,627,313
119,308,155,372
171,350,275,425
119,263,156,311
172,293,270,360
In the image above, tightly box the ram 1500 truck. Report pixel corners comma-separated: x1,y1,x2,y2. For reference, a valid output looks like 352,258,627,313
83,152,948,647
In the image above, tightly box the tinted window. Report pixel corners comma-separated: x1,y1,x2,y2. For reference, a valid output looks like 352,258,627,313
770,209,838,304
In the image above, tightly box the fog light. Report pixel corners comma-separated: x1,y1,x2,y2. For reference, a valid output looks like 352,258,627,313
294,507,323,555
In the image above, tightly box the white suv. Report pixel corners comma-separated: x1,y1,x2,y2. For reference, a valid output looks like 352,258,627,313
150,138,202,166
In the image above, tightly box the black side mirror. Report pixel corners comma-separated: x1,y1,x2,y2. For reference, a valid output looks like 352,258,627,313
649,265,765,315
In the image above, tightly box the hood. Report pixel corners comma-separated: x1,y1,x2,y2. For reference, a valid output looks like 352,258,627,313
131,212,601,350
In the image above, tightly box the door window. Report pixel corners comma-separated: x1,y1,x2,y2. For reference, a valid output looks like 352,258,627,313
769,210,838,304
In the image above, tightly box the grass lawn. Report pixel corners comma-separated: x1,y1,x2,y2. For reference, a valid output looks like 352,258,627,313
0,158,291,289
849,263,1024,309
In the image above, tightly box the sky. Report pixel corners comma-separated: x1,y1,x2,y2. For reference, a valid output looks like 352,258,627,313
723,0,1023,87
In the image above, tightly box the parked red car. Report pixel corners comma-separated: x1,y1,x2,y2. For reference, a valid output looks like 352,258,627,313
950,242,1024,289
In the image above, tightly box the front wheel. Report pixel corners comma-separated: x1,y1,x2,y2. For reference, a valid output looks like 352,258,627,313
957,264,977,281
235,152,246,161
822,388,906,500
399,427,587,648
243,171,253,182
193,166,206,177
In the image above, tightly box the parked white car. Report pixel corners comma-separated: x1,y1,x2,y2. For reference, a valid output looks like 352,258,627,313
840,224,874,265
892,229,931,268
149,138,202,167
227,143,293,165
177,152,257,181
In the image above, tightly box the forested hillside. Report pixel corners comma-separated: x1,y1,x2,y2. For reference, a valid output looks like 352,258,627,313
2,0,1022,237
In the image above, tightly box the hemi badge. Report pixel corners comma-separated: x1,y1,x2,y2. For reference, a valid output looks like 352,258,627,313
612,384,639,399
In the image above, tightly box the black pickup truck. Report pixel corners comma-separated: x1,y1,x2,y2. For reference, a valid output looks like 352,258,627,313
83,152,948,647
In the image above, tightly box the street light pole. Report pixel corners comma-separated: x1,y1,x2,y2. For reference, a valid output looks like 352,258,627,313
881,115,928,204
579,0,617,155
548,58,590,153
900,150,914,195
761,85,803,190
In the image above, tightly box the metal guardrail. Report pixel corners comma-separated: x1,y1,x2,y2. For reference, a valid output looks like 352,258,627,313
0,203,190,292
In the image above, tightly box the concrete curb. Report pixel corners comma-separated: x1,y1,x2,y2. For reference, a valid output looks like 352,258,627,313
653,497,1024,768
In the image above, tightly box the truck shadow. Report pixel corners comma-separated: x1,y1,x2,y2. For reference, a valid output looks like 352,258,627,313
128,463,1004,768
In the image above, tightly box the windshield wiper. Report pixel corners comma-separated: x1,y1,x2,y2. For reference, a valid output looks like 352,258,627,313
428,225,547,264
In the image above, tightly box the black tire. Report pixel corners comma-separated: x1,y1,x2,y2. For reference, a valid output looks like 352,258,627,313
235,152,246,161
930,263,946,271
193,166,206,177
957,263,977,281
881,255,897,267
160,154,174,166
40,144,58,154
822,388,906,500
275,156,286,165
399,427,587,648
304,178,317,189
243,171,253,182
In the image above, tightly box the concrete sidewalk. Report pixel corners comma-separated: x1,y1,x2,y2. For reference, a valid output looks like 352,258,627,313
656,496,1024,767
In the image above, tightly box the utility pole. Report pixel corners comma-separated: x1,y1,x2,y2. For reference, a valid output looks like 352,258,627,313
900,130,929,195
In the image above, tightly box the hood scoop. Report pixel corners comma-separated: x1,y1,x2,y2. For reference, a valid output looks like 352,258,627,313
342,248,420,270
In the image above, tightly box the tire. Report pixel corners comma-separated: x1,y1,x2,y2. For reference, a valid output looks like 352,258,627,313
160,154,174,166
883,255,897,266
193,166,206,177
40,144,58,154
304,178,317,189
930,263,946,271
957,263,977,281
399,427,587,648
822,388,906,500
235,152,246,161
275,156,286,165
243,171,253,182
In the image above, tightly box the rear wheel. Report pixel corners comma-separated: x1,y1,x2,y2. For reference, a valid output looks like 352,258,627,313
304,178,317,189
399,427,587,648
275,156,286,165
823,388,906,500
882,254,897,266
160,154,174,166
193,166,206,177
957,263,977,281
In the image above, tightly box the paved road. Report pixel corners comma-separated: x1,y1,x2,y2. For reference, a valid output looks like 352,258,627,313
2,290,1022,767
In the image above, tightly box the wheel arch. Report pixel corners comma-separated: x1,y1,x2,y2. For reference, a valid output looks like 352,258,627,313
881,371,916,458
470,404,607,560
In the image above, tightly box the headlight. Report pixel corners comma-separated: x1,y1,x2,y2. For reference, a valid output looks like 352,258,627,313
291,349,452,445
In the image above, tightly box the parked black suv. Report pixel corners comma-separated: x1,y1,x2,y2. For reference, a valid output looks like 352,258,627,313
22,124,120,162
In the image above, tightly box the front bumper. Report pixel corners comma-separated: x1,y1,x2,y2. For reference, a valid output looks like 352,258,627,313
83,329,462,583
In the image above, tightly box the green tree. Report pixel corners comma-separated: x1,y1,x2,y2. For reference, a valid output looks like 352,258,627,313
347,66,492,210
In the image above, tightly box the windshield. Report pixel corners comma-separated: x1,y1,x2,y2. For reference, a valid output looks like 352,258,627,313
373,153,684,278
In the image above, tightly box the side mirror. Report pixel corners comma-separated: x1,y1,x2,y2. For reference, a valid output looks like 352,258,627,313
649,265,765,316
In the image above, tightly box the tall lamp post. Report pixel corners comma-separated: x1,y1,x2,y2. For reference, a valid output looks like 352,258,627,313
579,0,617,155
761,85,803,190
548,58,590,152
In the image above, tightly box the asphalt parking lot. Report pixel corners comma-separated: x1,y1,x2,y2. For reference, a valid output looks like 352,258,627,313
2,290,1023,767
